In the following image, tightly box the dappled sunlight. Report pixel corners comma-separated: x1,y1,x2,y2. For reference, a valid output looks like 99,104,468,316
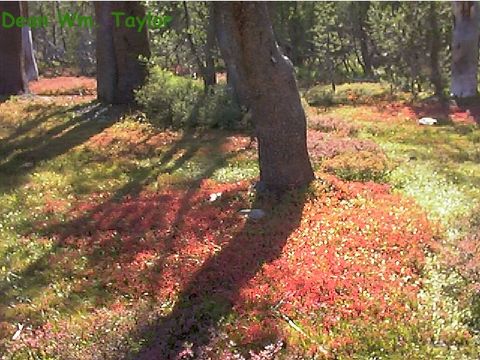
1,86,479,358
2,174,434,358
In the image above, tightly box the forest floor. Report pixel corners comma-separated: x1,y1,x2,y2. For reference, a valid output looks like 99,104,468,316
0,79,479,359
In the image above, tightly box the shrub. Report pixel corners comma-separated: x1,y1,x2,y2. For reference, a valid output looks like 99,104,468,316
308,131,381,160
197,85,243,129
308,115,359,136
304,82,392,107
321,150,391,182
135,67,202,128
135,66,243,129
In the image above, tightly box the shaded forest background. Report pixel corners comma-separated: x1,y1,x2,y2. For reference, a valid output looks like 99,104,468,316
29,1,451,95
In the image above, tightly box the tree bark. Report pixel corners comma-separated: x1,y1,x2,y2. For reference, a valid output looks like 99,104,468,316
451,1,480,98
214,2,314,192
95,1,150,104
356,2,374,77
19,2,39,82
428,2,444,97
0,2,28,95
183,2,216,90
22,28,39,82
203,4,216,89
213,4,250,108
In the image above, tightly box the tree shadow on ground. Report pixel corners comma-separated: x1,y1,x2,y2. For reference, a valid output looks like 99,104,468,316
123,188,308,359
0,101,125,193
0,100,90,146
0,128,256,349
405,99,480,126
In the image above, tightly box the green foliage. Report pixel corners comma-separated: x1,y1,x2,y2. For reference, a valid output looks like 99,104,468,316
197,86,243,129
29,2,96,76
368,2,452,94
135,67,202,128
136,67,242,129
305,82,391,106
146,2,211,75
322,150,391,182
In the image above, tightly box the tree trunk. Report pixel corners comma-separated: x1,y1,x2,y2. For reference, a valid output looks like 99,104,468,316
203,4,216,89
357,2,373,77
451,1,480,98
183,2,216,90
213,4,250,108
19,2,39,82
95,1,150,104
56,1,68,53
214,2,314,192
428,2,444,97
0,2,28,95
22,27,39,82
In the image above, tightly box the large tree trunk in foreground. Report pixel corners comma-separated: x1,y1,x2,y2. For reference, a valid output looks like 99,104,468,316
95,1,150,104
214,2,314,192
451,1,480,98
0,2,28,95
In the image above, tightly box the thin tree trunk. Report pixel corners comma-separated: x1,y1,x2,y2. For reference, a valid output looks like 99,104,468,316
357,2,373,77
95,1,150,104
0,1,28,95
214,2,314,192
20,2,39,82
56,1,68,53
22,27,39,82
451,1,480,98
203,4,216,89
183,2,215,90
428,2,444,97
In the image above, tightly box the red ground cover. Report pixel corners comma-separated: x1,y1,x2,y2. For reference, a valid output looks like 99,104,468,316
11,175,432,356
29,76,96,96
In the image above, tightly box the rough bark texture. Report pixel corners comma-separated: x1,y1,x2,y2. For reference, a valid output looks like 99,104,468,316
451,1,480,98
214,2,314,192
95,1,150,104
0,2,28,95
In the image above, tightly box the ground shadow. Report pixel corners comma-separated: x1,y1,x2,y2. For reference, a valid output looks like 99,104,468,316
0,100,90,147
0,101,125,193
123,188,308,359
0,128,256,350
405,98,480,126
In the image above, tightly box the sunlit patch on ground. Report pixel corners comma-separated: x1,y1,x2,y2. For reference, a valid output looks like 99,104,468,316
29,76,97,96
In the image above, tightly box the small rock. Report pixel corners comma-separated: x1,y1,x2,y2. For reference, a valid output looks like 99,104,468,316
239,208,266,220
208,192,222,202
12,323,23,341
19,162,34,169
418,117,438,126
